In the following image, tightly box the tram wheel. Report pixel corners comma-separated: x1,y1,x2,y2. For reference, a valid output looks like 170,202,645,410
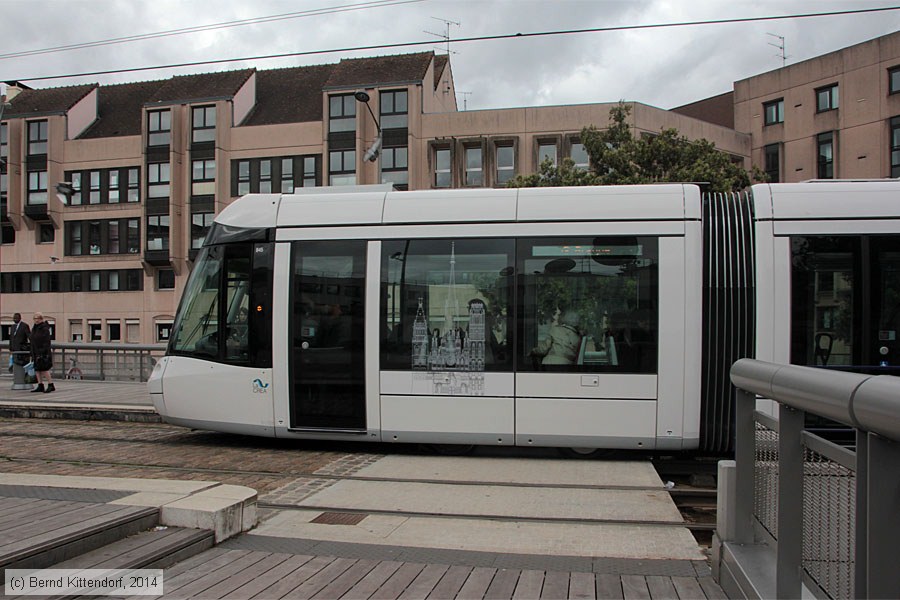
558,447,613,459
428,444,476,456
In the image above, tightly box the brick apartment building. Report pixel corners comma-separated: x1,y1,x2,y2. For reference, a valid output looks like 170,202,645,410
1,31,899,345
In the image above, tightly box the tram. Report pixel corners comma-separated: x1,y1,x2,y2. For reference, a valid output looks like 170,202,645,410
148,181,900,454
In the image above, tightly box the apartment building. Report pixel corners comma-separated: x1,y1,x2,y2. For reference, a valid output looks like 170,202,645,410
0,46,800,345
733,30,900,182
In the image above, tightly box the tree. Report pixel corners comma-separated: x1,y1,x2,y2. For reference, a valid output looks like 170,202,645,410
508,102,755,193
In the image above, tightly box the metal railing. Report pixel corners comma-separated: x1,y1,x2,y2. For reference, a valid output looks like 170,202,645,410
3,342,167,382
714,359,900,599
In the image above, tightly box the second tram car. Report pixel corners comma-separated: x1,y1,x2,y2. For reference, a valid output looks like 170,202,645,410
149,181,900,454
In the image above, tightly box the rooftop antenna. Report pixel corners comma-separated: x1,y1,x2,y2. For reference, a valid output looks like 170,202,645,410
458,91,472,111
425,17,460,55
767,33,789,67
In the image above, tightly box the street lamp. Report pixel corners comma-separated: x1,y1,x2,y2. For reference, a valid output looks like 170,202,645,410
354,91,382,162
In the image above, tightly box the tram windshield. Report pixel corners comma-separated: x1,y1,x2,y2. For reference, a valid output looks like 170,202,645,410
168,240,273,366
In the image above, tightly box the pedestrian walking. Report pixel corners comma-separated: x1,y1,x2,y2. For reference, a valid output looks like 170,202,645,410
30,312,55,393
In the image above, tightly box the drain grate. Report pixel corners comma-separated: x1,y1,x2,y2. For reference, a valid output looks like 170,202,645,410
310,511,367,525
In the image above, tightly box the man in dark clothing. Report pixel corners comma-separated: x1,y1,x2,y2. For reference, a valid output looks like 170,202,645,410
8,312,30,371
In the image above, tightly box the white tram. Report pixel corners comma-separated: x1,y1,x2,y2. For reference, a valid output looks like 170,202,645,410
148,181,900,454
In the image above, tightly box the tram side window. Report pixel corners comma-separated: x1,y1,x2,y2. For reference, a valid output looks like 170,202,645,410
791,236,856,367
380,238,515,372
518,237,659,373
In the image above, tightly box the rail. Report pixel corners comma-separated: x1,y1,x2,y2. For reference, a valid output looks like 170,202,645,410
713,359,900,600
3,342,167,383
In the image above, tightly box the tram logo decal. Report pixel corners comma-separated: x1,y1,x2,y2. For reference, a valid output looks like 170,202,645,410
252,379,270,393
410,242,486,396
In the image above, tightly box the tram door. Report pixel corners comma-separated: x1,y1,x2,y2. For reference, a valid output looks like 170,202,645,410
790,235,900,373
290,241,367,430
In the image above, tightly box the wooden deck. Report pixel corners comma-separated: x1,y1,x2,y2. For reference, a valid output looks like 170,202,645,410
153,548,727,599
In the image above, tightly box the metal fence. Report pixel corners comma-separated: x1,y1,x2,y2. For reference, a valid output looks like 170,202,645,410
2,342,167,382
715,359,900,599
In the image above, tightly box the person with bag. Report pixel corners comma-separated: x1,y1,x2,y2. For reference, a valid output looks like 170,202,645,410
8,312,31,372
30,312,54,393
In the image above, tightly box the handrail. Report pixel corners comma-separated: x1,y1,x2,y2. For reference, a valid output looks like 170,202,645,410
730,358,900,442
718,359,900,600
3,342,167,383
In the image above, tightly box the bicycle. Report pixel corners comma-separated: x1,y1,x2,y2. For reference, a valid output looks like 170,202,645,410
65,356,83,380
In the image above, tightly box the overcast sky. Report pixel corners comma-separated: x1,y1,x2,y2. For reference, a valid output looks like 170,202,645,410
1,0,898,111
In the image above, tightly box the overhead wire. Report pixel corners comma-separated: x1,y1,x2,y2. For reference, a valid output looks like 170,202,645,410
0,0,425,60
7,5,900,83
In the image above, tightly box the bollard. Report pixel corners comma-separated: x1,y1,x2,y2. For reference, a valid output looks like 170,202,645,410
10,350,32,390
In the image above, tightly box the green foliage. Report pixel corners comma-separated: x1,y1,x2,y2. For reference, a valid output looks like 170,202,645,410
509,101,762,193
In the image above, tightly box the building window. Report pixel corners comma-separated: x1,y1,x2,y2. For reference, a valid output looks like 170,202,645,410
764,99,784,125
891,116,900,178
816,84,839,113
237,160,250,195
39,223,54,243
380,89,408,129
27,120,48,155
259,159,272,193
281,158,294,193
108,220,120,253
191,159,216,195
302,156,318,187
127,218,140,254
0,122,7,161
465,146,483,186
764,144,780,182
108,321,121,342
70,320,83,342
890,66,900,95
157,269,175,290
109,271,119,291
329,150,356,185
1,171,7,217
570,142,589,170
537,141,557,166
156,321,173,343
381,146,408,189
88,220,101,254
27,170,48,205
108,170,120,203
148,162,170,199
191,212,214,248
329,94,356,133
147,215,170,251
0,224,13,245
69,222,82,255
126,270,141,291
69,172,82,205
192,105,216,143
89,272,101,291
495,143,515,185
47,272,59,292
88,320,101,341
31,274,41,292
148,110,171,146
817,131,834,179
126,320,140,342
434,147,451,188
127,168,140,202
89,170,101,204
71,272,82,292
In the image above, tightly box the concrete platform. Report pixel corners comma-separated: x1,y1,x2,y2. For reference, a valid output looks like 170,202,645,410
0,377,158,421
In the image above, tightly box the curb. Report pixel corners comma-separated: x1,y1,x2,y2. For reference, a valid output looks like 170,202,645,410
0,405,161,423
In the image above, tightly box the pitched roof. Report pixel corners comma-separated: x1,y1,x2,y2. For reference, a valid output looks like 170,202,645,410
324,52,434,89
241,63,335,126
80,80,167,139
147,69,255,103
433,55,449,89
5,84,97,117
